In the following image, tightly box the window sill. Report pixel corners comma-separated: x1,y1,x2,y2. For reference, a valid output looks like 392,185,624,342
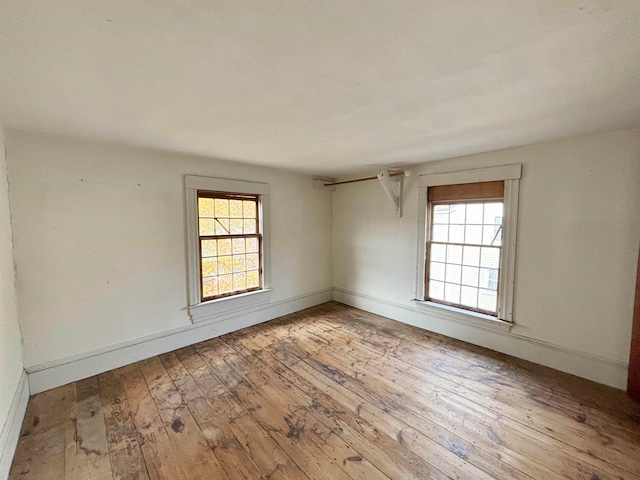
413,300,513,333
188,288,272,324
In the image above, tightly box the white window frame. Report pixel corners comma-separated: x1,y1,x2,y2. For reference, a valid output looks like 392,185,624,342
185,175,271,324
415,164,521,331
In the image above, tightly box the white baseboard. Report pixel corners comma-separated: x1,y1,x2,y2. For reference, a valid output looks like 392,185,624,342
333,287,629,389
0,371,29,480
27,288,333,394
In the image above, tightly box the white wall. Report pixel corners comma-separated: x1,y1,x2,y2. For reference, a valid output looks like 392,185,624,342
5,131,333,386
0,128,27,478
333,129,640,388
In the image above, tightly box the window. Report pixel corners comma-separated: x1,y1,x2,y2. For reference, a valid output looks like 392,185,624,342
426,182,504,315
185,175,271,323
197,192,262,300
415,165,521,328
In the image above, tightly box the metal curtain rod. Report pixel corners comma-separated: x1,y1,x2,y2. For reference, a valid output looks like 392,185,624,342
324,171,404,187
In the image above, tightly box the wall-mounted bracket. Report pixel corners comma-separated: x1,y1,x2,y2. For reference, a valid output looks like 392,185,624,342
377,169,403,217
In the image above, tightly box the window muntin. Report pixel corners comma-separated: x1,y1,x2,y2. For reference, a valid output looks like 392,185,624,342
197,191,262,301
427,200,503,315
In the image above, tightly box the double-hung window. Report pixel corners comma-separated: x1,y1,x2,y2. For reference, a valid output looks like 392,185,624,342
197,192,262,300
416,165,521,328
427,182,504,315
185,175,271,323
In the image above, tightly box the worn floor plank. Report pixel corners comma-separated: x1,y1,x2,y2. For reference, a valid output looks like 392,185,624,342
10,302,640,479
9,384,75,480
116,364,187,480
74,378,114,480
99,370,149,480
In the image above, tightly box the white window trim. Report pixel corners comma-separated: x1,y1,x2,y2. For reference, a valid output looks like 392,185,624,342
415,164,521,329
184,175,271,324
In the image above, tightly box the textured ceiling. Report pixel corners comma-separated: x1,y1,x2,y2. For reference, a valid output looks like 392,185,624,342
1,1,639,176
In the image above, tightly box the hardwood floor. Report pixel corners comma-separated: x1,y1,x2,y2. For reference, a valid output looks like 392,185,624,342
9,302,640,479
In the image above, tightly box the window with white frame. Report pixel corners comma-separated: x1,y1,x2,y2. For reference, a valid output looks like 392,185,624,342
415,165,521,327
185,175,271,323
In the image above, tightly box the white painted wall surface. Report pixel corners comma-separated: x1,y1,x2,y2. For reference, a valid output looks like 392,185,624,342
5,131,333,372
333,129,640,388
0,128,26,474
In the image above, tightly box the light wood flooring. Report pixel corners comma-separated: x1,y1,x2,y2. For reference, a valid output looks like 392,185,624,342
9,302,640,479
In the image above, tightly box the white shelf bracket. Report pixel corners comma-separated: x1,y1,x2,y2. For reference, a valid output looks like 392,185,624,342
377,169,403,217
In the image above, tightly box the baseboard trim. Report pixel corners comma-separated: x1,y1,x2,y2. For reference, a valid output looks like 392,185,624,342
333,287,629,389
0,370,29,480
27,288,333,394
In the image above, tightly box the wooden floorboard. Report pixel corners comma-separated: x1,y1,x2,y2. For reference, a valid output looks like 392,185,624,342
9,302,640,480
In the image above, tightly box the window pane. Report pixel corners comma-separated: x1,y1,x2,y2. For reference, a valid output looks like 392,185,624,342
484,203,503,224
445,283,460,304
232,238,245,254
215,218,230,235
246,270,260,288
203,277,218,298
246,237,259,253
478,289,497,312
218,274,233,294
429,280,445,300
433,205,450,224
461,266,479,287
429,261,445,281
244,219,257,234
233,272,246,290
465,225,482,244
432,224,448,242
202,258,217,277
246,253,260,271
218,255,232,274
201,239,216,257
446,245,462,264
466,204,483,224
217,239,232,256
243,200,257,218
482,225,501,245
229,200,243,218
449,204,465,224
430,243,446,262
214,199,229,218
199,218,215,236
460,286,478,308
449,225,464,243
480,247,500,268
445,264,461,284
462,245,480,266
230,219,243,234
480,268,499,291
232,255,246,273
198,198,214,217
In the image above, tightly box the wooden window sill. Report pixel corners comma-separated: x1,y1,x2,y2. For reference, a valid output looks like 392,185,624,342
188,288,272,324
